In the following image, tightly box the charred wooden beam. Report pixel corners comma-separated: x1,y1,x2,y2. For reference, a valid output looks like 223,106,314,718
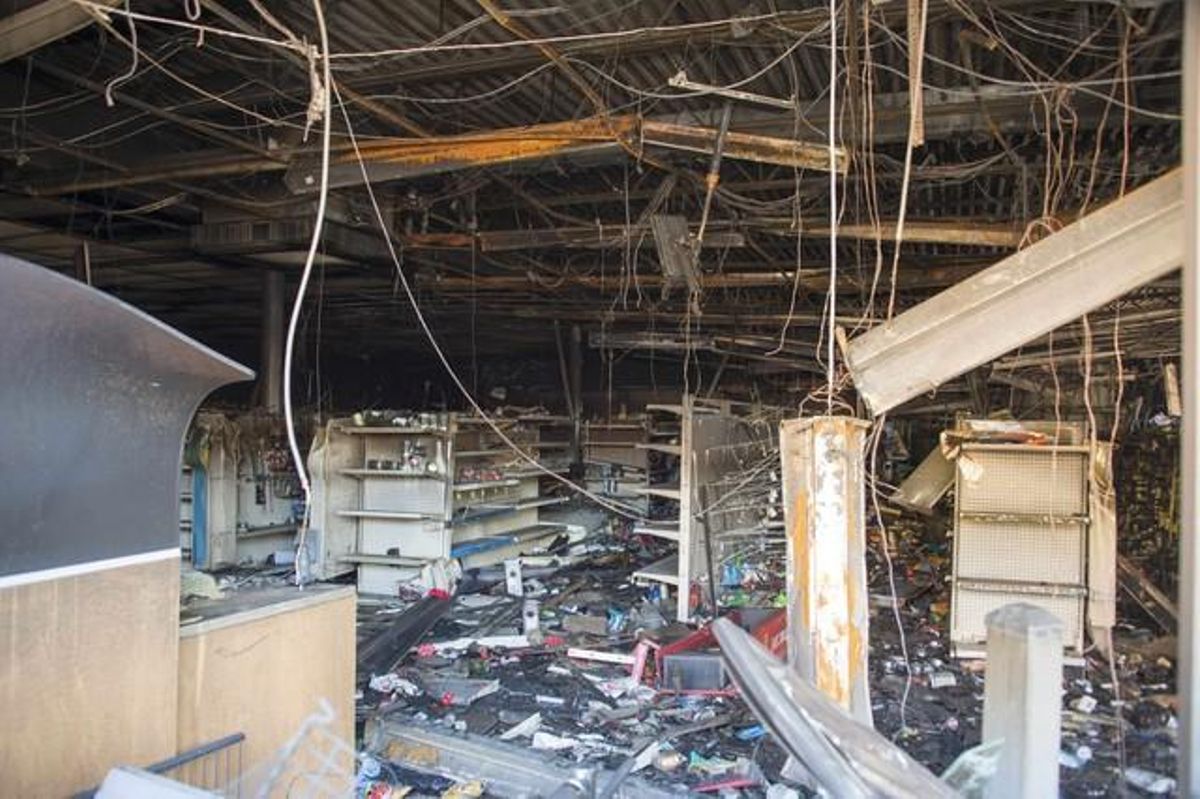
398,218,1014,252
640,119,846,173
285,115,843,192
402,225,742,251
416,261,984,292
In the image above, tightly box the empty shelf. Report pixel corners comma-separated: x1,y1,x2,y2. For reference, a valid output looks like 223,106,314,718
632,554,680,586
341,426,447,435
633,521,680,541
473,496,568,513
341,469,444,480
339,552,427,566
453,478,521,492
503,467,569,479
452,496,568,525
635,485,682,500
336,510,438,521
636,442,681,456
450,523,567,558
237,523,297,539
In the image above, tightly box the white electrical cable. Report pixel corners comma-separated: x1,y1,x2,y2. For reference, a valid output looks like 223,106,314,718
283,0,332,585
885,0,927,321
104,0,140,106
825,0,837,415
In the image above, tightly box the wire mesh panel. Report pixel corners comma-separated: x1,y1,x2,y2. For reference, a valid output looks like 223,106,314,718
957,447,1089,516
951,434,1091,654
956,519,1086,584
952,585,1085,649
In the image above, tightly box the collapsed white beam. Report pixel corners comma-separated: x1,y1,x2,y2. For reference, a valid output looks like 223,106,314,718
0,1,118,64
845,169,1183,415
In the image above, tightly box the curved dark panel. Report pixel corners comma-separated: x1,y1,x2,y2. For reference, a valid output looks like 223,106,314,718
0,253,253,576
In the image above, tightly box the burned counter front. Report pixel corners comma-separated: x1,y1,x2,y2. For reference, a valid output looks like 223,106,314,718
0,252,252,797
0,252,253,575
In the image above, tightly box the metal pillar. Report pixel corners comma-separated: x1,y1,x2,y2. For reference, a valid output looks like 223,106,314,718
569,324,583,470
981,603,1064,799
1180,1,1200,793
260,270,285,414
778,416,872,723
1088,442,1117,660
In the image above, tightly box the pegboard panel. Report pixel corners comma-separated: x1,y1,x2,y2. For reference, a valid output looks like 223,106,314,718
958,448,1088,515
956,519,1085,584
951,586,1085,651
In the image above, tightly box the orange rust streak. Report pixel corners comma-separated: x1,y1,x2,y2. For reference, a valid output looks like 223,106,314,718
815,617,851,709
847,564,865,702
334,117,637,168
402,232,475,248
791,490,810,635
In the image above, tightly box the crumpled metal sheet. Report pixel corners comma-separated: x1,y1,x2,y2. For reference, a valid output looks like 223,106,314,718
712,617,957,799
368,721,688,798
0,253,252,575
890,445,955,515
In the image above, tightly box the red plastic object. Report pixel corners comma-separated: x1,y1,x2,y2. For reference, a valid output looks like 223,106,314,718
750,609,787,658
651,609,786,689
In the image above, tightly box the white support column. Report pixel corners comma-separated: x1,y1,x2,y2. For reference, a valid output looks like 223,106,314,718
1180,1,1200,793
1088,442,1117,659
779,416,871,724
982,603,1064,799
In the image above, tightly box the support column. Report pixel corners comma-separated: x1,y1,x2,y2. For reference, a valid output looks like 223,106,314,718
1088,442,1117,659
778,416,871,724
1180,1,1200,792
569,324,583,471
981,603,1063,799
260,270,284,414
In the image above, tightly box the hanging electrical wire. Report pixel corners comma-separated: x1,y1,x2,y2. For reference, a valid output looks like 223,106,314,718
283,0,332,585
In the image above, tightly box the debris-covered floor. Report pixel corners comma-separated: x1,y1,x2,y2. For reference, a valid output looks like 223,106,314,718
348,506,1180,798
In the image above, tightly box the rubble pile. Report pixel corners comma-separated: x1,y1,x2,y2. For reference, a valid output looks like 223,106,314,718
1117,426,1180,598
869,515,1181,798
348,505,1181,798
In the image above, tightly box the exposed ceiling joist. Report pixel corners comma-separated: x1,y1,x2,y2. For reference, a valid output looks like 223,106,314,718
398,218,1020,252
284,115,844,192
416,261,985,292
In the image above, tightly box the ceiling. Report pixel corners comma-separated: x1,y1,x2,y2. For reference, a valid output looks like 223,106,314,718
0,0,1185,410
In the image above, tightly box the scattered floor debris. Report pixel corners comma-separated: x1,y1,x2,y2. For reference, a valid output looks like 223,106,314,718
343,502,1180,797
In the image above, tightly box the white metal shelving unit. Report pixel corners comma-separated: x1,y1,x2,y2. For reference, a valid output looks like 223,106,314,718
308,412,568,594
949,421,1094,656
